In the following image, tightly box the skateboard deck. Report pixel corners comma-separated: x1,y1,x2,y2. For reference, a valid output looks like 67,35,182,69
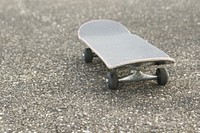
78,19,175,69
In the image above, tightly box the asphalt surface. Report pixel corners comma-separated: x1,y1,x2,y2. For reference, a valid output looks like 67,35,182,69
0,0,199,132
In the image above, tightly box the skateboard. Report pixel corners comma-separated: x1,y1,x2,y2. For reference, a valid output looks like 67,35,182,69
78,19,175,89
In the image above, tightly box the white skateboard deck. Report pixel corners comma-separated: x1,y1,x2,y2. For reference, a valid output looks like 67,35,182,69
78,20,175,69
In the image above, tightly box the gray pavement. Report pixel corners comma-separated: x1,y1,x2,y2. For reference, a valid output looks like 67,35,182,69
0,0,200,132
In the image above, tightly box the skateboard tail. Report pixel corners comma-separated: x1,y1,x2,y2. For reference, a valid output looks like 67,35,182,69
78,19,131,38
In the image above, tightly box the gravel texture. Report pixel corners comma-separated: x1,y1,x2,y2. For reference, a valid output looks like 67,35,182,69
0,0,199,132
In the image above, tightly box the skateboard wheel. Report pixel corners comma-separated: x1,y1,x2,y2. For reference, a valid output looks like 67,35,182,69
83,48,93,63
107,72,118,90
156,68,169,85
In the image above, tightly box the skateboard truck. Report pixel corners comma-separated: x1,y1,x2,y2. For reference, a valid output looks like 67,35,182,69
106,65,169,89
118,71,157,82
118,64,157,82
